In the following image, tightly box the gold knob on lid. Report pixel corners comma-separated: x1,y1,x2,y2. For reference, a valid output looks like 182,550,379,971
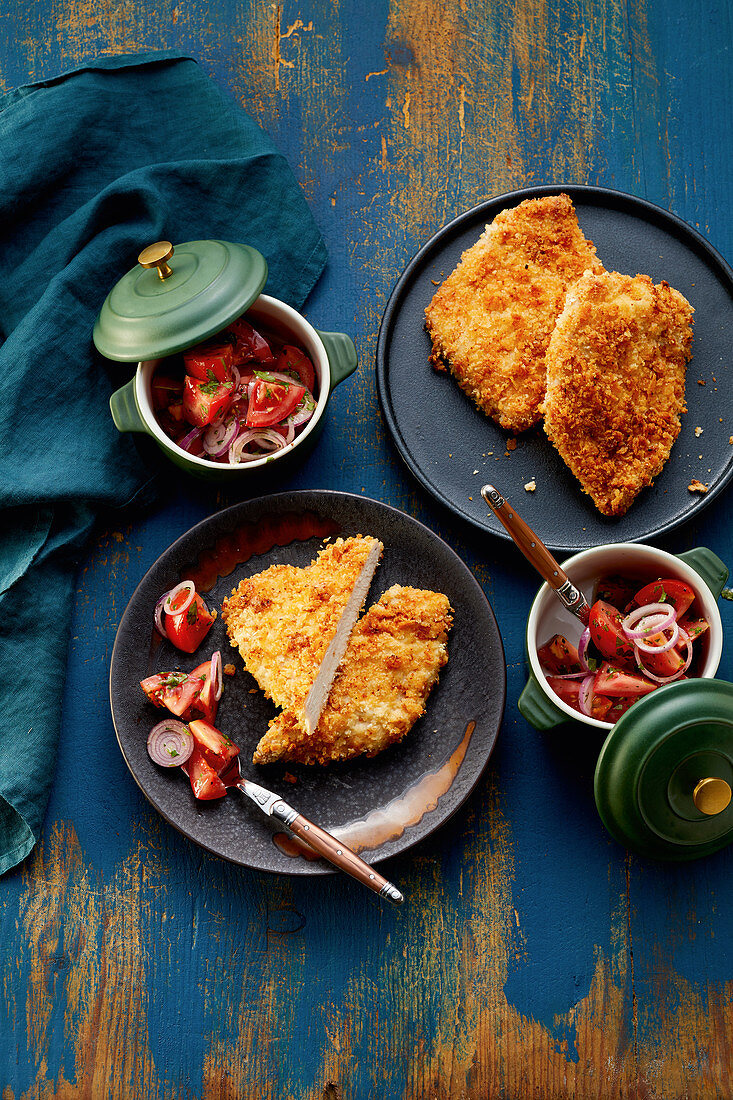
138,241,174,280
693,777,732,816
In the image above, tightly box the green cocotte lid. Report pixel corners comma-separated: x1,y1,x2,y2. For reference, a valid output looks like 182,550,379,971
93,239,268,361
594,678,733,861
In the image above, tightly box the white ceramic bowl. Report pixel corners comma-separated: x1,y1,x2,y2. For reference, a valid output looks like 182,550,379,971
109,295,357,479
524,542,725,731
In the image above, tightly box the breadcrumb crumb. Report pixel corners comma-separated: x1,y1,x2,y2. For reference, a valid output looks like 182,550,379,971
688,479,708,493
524,480,537,491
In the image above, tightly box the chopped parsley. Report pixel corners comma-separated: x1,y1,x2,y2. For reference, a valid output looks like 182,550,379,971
187,601,199,624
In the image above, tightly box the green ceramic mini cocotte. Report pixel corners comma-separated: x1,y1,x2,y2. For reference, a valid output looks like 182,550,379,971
519,541,733,861
95,239,358,478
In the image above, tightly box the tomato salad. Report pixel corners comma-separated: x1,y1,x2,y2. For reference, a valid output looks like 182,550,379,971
538,573,709,723
152,316,318,464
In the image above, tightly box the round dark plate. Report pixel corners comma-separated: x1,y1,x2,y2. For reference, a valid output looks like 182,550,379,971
376,184,733,552
109,491,506,875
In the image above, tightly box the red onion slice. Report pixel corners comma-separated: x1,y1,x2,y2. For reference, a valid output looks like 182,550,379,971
203,417,239,457
229,428,288,464
210,651,223,701
578,626,592,672
634,621,679,655
147,720,193,767
635,627,692,683
178,427,203,453
578,674,596,717
154,592,169,638
547,671,587,680
163,580,196,616
623,602,676,638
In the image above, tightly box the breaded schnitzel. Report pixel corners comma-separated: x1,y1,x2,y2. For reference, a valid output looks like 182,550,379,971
221,536,382,735
425,193,603,432
252,585,453,766
543,270,694,516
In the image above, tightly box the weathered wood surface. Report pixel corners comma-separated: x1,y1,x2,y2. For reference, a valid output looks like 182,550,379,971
2,2,733,1097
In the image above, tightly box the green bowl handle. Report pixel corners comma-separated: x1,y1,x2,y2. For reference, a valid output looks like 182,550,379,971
110,378,148,434
518,671,570,730
317,330,358,387
677,547,730,601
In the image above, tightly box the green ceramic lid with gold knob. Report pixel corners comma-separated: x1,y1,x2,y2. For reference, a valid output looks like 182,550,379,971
594,678,733,861
93,239,268,361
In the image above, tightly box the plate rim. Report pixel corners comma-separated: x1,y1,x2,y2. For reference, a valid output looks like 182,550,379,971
109,489,507,875
376,182,733,551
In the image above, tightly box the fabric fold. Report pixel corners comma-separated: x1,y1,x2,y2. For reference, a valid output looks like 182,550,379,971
0,50,327,874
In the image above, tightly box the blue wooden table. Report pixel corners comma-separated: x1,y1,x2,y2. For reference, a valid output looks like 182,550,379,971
2,3,733,1097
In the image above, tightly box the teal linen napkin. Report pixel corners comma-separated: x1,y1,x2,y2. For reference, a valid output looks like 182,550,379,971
0,51,327,875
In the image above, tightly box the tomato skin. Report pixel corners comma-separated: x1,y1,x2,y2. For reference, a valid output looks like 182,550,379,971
594,665,657,697
182,376,234,427
245,378,306,427
185,746,227,800
275,345,315,391
589,600,635,664
537,634,581,675
633,579,695,618
226,318,275,366
165,594,215,653
183,343,234,383
188,719,239,773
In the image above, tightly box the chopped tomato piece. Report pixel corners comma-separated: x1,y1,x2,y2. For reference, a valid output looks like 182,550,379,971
537,634,581,675
545,677,580,708
245,376,306,427
605,696,638,722
635,639,686,679
182,376,234,427
678,616,709,641
140,671,200,717
185,746,227,800
590,694,614,721
151,375,184,409
183,342,234,383
594,665,657,697
165,593,215,653
188,719,239,773
186,661,219,724
275,345,315,391
594,574,641,612
226,318,275,366
632,578,695,618
589,600,635,664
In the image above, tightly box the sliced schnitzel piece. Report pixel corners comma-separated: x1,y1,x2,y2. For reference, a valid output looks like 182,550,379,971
253,585,453,766
221,536,383,735
543,270,694,516
425,193,604,432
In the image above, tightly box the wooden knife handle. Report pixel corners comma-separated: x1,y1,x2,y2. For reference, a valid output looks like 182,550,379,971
287,813,404,903
481,484,590,623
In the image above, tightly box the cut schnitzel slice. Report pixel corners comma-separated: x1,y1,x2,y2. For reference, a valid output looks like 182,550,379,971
543,270,694,516
425,193,604,432
221,536,383,735
253,585,453,766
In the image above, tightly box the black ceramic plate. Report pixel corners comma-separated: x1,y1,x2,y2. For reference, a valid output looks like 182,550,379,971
109,491,505,875
376,184,733,552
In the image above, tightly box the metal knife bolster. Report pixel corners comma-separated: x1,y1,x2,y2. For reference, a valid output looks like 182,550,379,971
556,579,591,622
270,800,299,828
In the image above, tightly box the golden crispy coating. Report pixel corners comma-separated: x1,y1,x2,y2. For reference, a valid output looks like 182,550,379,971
221,536,382,732
253,585,453,766
425,193,603,432
543,270,694,516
